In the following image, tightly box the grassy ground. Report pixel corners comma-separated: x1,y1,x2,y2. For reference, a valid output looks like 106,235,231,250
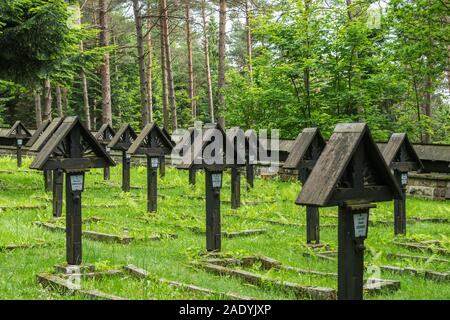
0,156,449,300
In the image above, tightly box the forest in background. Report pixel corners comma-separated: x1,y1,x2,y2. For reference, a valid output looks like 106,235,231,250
0,0,449,142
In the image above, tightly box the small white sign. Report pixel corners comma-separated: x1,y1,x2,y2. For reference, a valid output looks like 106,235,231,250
353,213,368,238
17,139,23,146
151,158,159,168
126,154,131,159
212,173,222,188
401,173,408,186
70,175,84,192
106,147,111,153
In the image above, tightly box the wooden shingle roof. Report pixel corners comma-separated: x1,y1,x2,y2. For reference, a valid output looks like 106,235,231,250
30,117,115,171
127,123,174,156
107,123,138,151
296,123,402,207
94,123,116,145
284,128,326,170
29,118,64,152
382,133,423,172
0,121,32,138
177,124,231,170
25,120,51,147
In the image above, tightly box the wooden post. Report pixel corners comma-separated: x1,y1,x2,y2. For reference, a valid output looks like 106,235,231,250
394,170,407,235
231,167,241,209
189,167,196,185
122,150,131,192
44,170,53,192
147,156,158,212
159,155,166,178
338,204,369,300
205,170,222,251
246,162,254,189
16,141,22,168
306,206,320,244
299,167,320,243
103,166,110,180
52,170,63,217
66,172,84,265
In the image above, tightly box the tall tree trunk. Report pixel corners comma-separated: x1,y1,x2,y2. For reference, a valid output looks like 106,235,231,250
43,79,52,121
245,0,253,81
55,85,63,117
159,4,169,129
92,97,97,130
34,91,42,128
81,70,91,130
99,0,112,125
201,0,214,123
133,0,150,128
185,0,196,119
62,87,69,115
218,0,227,116
78,4,90,129
147,1,154,123
422,74,432,143
160,0,177,131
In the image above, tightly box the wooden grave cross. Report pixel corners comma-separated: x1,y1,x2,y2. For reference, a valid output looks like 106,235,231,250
30,116,115,266
94,123,116,180
128,123,174,212
383,133,423,235
284,128,326,244
107,124,138,192
0,121,32,167
296,123,402,300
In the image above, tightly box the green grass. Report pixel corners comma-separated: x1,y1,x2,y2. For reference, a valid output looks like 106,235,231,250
0,156,449,300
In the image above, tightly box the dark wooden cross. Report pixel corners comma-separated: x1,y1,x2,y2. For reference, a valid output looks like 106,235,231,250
0,121,32,168
284,128,326,244
30,116,115,266
383,133,423,235
226,127,247,209
296,123,402,300
94,123,116,180
128,123,174,212
107,124,138,192
29,118,65,215
177,123,231,252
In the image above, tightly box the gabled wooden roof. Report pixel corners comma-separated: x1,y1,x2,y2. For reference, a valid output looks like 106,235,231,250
29,118,64,152
30,117,115,171
127,123,174,156
284,128,326,170
383,133,423,172
107,123,138,150
94,123,116,144
0,121,32,138
177,123,231,170
25,120,51,147
296,123,402,207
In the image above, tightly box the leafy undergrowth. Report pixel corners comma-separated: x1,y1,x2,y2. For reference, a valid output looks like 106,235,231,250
0,157,449,300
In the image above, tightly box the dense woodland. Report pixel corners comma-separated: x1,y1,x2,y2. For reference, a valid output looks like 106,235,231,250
0,0,448,142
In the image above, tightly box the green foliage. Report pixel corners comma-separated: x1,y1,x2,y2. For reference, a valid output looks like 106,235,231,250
225,0,449,141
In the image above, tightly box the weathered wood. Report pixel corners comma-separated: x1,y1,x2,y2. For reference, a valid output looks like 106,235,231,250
25,120,51,147
385,253,448,263
36,273,126,300
223,229,267,238
30,117,115,170
198,263,337,300
296,123,402,207
394,242,450,256
124,264,253,300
